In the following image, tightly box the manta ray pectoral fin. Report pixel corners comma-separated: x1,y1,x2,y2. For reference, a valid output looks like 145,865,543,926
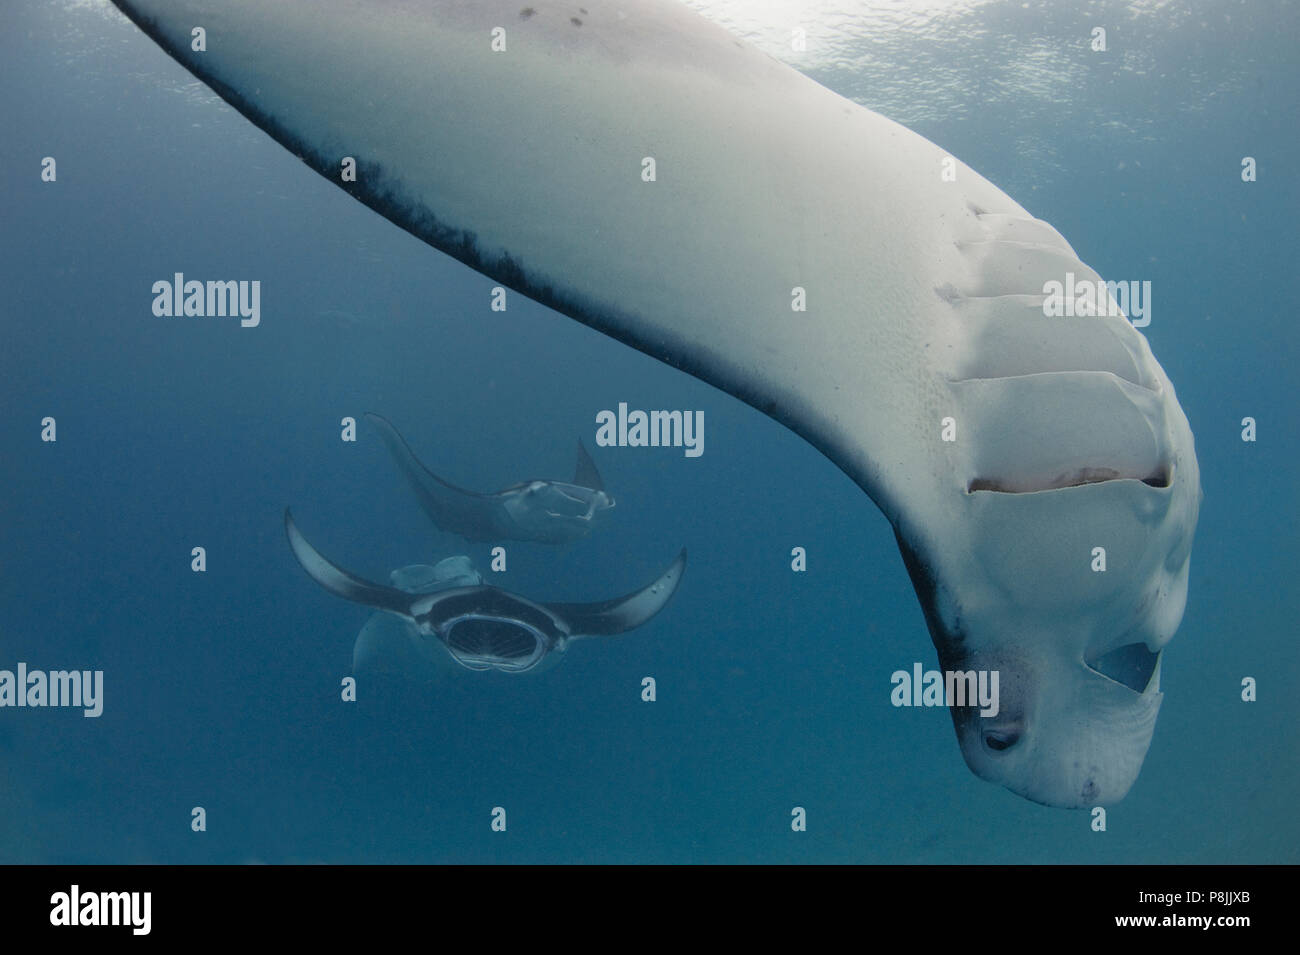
365,412,480,497
284,508,414,619
364,411,501,537
546,549,686,638
574,439,605,493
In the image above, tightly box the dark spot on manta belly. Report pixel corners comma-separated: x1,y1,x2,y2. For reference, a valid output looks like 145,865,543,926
571,16,583,26
519,7,536,19
1081,779,1098,801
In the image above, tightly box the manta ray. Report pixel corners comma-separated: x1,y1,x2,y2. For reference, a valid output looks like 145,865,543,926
366,412,614,544
109,0,1200,808
285,510,685,674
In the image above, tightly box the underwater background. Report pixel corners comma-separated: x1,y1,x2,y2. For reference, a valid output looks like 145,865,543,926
1,0,1295,863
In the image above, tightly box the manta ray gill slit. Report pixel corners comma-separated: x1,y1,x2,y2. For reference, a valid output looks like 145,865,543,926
968,465,1171,494
1085,642,1161,695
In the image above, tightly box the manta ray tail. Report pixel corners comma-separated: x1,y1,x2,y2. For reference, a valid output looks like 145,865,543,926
546,549,687,638
574,439,604,492
284,508,413,618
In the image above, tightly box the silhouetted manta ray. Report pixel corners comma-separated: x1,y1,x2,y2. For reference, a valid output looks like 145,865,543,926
285,510,685,673
110,0,1200,807
366,412,614,544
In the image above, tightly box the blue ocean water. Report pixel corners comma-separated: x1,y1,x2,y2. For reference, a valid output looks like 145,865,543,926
0,0,1295,863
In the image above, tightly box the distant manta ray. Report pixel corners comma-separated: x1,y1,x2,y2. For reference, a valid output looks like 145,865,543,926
111,0,1200,808
366,412,614,544
285,510,685,674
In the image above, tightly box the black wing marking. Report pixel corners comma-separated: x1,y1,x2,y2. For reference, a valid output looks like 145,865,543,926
284,508,415,618
545,549,686,637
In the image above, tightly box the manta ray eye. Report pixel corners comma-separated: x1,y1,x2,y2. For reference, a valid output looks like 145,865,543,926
984,730,1020,752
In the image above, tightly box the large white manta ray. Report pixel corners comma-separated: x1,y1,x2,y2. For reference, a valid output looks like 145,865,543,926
109,0,1200,808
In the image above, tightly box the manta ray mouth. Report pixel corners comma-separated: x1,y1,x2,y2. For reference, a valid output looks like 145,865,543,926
1085,643,1161,694
544,488,608,521
442,616,548,672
